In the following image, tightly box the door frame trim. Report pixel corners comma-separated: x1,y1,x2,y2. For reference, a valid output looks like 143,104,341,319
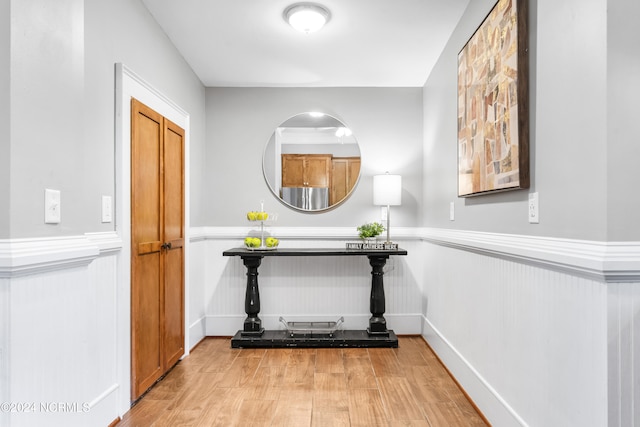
115,63,190,415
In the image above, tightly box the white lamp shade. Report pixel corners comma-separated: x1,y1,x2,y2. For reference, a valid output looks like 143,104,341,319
373,174,402,206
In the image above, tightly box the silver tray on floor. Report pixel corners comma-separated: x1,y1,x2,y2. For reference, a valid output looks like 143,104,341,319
279,316,344,337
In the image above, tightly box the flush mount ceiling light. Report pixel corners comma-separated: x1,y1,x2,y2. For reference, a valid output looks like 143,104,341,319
284,3,331,34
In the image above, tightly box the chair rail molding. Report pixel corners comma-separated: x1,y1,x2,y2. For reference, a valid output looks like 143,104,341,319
0,232,122,278
420,227,640,283
191,226,640,282
189,226,422,242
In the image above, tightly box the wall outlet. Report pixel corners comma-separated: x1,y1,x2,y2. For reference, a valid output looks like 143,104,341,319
44,189,61,224
102,195,112,223
449,202,455,221
528,192,539,224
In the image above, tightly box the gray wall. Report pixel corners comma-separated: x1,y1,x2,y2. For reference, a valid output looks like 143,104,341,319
607,0,640,241
84,0,207,229
206,87,423,228
423,0,638,241
4,0,206,238
11,0,86,238
0,0,8,238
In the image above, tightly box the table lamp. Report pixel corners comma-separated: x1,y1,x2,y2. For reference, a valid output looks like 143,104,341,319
373,172,402,243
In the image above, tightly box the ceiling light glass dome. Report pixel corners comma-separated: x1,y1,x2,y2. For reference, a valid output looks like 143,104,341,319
284,3,331,34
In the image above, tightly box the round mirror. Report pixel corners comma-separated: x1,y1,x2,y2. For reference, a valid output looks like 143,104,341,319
263,112,361,212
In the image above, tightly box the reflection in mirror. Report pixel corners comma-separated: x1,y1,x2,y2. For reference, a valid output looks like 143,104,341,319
263,112,361,212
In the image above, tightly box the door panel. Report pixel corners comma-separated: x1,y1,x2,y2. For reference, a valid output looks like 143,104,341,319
305,155,330,187
331,159,347,205
162,118,185,369
331,157,360,205
132,255,162,394
131,100,164,399
131,98,185,400
281,155,305,187
163,121,184,242
164,248,184,367
132,105,162,255
350,159,361,184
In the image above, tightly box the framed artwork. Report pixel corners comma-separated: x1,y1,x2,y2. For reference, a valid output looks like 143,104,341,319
457,0,529,197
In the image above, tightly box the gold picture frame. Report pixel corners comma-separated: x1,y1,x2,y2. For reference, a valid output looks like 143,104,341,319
457,0,529,197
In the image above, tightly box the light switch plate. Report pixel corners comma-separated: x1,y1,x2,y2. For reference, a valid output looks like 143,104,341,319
45,189,61,224
102,195,112,223
528,192,539,224
449,202,455,221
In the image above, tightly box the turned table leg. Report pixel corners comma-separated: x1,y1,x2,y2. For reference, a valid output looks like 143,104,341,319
367,255,389,336
241,255,264,336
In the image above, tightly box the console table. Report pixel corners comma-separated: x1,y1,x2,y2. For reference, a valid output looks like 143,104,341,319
222,247,408,348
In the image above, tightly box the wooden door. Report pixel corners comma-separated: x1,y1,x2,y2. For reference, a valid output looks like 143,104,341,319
305,155,331,187
348,158,361,192
331,159,348,205
162,118,185,369
131,98,184,400
330,157,360,205
281,155,305,187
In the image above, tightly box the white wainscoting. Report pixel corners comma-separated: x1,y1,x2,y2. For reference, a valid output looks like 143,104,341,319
0,232,122,427
421,228,640,427
193,226,425,337
607,282,640,427
2,227,638,427
188,232,207,348
0,277,9,427
192,226,640,425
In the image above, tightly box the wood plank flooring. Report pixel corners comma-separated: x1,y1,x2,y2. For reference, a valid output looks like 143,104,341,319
117,336,488,427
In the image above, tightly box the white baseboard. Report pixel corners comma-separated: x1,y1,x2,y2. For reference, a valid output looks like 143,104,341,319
422,316,526,427
385,313,422,334
88,383,119,427
188,316,206,349
206,315,244,336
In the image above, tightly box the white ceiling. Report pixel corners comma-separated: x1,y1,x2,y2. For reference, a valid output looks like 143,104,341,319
141,0,470,88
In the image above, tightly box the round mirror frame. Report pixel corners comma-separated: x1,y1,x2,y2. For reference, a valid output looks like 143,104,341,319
262,112,361,213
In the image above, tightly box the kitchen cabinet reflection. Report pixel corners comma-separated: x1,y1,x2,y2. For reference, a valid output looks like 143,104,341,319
263,112,361,212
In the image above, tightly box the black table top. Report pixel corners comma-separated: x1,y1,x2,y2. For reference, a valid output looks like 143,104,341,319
223,247,408,257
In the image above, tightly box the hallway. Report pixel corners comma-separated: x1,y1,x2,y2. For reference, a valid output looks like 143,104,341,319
118,336,487,426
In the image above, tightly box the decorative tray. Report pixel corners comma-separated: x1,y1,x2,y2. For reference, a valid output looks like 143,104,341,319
279,316,344,337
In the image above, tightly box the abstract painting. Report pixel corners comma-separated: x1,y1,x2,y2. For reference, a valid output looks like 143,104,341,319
457,0,529,197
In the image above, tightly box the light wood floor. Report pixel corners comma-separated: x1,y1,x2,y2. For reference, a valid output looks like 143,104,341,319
118,336,488,427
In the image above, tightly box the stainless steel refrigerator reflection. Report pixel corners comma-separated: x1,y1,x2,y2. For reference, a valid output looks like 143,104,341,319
281,187,329,210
